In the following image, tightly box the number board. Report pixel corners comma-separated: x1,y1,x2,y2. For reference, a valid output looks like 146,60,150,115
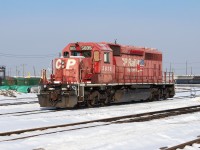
70,46,92,50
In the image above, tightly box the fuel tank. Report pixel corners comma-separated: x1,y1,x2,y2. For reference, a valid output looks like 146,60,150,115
113,88,151,102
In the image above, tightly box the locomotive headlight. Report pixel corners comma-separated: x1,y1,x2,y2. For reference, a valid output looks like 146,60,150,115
48,88,55,90
62,88,67,90
44,85,47,88
67,85,70,88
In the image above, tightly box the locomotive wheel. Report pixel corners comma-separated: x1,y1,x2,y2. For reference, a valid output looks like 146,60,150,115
154,92,160,101
168,90,175,98
103,97,110,106
87,91,100,107
147,93,153,102
163,92,169,100
151,94,157,101
163,88,169,100
154,90,160,101
100,93,110,106
148,89,160,101
169,93,174,98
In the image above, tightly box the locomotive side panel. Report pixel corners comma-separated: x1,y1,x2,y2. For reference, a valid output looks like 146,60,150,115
114,54,145,83
144,52,163,83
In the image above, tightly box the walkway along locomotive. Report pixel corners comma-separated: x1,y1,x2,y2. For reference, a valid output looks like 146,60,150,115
38,42,175,108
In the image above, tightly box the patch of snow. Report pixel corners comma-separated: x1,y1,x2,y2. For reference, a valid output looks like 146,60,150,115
0,86,200,149
0,90,17,97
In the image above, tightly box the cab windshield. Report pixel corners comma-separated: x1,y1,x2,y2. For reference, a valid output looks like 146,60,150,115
71,51,91,57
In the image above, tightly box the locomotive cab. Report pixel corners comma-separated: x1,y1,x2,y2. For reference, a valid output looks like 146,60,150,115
59,42,114,84
91,47,114,84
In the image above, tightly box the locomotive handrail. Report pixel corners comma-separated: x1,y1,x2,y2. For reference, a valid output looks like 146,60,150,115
80,68,92,83
162,71,174,84
115,66,174,84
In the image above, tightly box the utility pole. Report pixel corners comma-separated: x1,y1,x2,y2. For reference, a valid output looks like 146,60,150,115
170,62,172,72
172,68,175,74
9,68,11,77
16,66,18,77
21,64,26,77
7,70,9,77
186,61,188,75
23,64,25,77
33,66,36,77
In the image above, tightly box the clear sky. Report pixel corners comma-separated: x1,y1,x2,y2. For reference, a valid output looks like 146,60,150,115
0,0,200,76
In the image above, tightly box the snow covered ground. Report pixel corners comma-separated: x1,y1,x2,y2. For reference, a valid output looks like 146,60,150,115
0,86,200,150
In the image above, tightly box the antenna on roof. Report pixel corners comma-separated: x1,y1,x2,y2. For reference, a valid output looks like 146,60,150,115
114,39,117,44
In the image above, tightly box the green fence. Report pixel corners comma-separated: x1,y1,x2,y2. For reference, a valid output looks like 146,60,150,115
2,77,40,86
0,85,31,93
0,77,40,93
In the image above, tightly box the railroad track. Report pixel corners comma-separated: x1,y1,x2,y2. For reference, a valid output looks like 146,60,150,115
175,90,200,93
0,97,38,106
0,109,57,117
160,137,200,150
0,97,37,101
0,88,198,107
0,101,38,106
173,94,200,99
0,94,198,117
1,105,200,142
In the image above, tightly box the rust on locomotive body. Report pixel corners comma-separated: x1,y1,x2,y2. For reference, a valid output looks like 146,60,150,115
38,42,175,108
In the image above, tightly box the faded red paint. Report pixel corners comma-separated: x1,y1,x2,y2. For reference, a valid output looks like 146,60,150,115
49,42,172,84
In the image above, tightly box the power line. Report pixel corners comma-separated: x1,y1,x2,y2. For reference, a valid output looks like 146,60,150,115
0,52,56,58
164,61,200,64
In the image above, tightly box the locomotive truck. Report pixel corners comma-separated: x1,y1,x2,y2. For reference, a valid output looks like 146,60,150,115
38,42,175,108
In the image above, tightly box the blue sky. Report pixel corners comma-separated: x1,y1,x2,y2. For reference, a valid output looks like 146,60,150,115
0,0,200,76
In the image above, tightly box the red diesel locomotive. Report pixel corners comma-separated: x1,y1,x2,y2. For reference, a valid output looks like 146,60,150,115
38,42,175,108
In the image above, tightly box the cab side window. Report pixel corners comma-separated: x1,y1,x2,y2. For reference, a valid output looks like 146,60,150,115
63,52,69,58
104,52,110,63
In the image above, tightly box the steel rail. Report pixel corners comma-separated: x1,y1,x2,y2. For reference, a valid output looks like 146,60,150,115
0,101,38,106
0,94,199,117
0,97,37,101
1,105,200,142
175,89,200,93
162,138,200,150
0,109,57,117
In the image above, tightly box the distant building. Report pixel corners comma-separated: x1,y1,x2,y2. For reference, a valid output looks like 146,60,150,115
174,75,200,84
0,66,6,85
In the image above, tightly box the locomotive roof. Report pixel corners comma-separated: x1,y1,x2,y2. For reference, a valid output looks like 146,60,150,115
62,42,162,54
103,42,161,54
